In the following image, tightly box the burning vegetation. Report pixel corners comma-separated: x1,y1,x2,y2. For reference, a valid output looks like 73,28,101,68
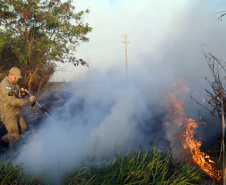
164,78,223,183
183,118,223,183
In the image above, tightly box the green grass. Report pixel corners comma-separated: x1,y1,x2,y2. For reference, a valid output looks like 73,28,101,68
65,146,202,185
0,159,43,185
0,145,220,185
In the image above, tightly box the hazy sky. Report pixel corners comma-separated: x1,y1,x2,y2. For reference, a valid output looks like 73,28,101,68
53,0,226,89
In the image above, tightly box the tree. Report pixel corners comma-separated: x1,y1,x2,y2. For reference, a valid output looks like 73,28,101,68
0,0,92,92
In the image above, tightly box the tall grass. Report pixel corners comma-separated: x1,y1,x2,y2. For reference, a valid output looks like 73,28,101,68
65,146,202,185
0,145,217,184
0,159,43,185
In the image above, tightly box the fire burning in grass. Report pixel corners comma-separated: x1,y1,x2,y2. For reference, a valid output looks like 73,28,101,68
182,118,223,183
164,78,222,183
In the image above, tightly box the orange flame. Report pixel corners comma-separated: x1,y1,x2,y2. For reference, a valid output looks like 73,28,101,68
164,79,222,183
182,118,222,183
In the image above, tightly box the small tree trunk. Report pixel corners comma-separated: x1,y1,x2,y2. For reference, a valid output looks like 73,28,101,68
28,62,33,93
28,75,32,93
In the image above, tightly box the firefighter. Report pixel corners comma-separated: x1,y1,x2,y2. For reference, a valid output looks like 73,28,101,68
0,67,36,149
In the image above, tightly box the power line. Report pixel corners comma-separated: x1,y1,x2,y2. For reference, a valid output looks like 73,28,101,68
128,23,184,37
78,23,184,52
78,34,122,50
76,23,187,62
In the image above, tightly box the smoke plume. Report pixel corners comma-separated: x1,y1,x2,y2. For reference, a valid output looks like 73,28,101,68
6,68,170,182
2,68,219,183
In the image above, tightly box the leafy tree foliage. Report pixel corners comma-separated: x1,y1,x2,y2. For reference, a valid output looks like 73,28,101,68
0,0,92,91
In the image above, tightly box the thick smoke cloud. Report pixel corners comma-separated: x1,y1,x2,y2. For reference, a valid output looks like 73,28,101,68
10,68,173,183
11,64,221,183
4,67,218,184
134,1,226,95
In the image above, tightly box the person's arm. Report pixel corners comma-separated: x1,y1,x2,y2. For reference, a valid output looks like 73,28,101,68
0,85,29,106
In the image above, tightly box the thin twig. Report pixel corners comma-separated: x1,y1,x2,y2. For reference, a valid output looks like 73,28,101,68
190,96,219,120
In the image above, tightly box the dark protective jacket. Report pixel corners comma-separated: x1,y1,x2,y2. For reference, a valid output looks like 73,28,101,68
0,76,29,122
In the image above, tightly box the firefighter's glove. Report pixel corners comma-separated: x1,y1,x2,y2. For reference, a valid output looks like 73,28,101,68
29,96,37,103
20,88,28,97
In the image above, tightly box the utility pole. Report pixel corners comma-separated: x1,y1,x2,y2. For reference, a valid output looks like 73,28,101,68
122,34,129,71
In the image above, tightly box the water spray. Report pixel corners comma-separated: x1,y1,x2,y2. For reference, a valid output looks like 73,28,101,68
24,89,54,121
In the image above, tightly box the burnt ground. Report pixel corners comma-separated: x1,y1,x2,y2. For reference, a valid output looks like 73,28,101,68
0,85,71,154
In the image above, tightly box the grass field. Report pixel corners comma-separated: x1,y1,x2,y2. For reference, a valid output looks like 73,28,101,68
0,145,217,185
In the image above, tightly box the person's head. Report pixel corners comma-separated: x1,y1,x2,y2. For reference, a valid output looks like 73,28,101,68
8,67,22,83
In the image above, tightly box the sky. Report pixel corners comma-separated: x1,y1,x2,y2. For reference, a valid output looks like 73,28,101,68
53,0,226,89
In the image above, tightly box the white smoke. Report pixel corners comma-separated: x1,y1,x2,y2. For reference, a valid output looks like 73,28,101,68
11,68,172,182
0,64,217,185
